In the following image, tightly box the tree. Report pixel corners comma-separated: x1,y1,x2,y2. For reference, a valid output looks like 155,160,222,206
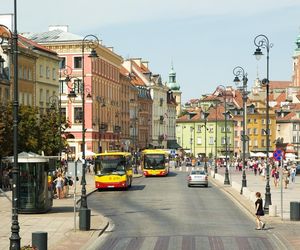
0,103,68,157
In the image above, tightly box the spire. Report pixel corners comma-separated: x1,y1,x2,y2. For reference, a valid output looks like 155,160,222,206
168,62,180,91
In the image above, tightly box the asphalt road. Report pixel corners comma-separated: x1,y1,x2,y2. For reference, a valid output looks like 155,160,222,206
88,171,287,250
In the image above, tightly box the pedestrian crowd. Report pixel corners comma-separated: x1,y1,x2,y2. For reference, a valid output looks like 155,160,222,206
51,161,73,199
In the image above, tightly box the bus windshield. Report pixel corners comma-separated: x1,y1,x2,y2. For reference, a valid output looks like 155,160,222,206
95,155,126,175
144,154,165,170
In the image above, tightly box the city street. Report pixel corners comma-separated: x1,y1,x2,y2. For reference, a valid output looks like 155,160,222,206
88,170,287,250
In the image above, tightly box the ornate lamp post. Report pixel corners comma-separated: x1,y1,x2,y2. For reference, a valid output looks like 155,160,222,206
217,85,230,185
233,66,248,193
76,34,99,230
214,99,220,176
253,34,273,213
0,2,21,248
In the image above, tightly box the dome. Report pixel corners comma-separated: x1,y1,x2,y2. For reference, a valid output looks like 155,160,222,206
168,63,180,90
168,82,180,91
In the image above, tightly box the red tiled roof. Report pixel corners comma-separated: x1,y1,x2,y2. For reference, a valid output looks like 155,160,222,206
18,35,57,55
269,81,292,90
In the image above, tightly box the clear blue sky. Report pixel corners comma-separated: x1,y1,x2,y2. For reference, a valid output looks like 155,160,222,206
2,0,300,103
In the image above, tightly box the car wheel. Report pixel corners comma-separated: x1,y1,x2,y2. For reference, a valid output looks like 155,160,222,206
205,184,208,187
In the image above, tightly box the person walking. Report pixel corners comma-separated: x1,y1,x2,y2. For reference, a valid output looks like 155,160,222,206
54,173,64,199
290,163,296,184
282,166,290,189
255,192,265,230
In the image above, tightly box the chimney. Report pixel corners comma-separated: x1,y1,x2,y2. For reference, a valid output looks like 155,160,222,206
48,25,69,32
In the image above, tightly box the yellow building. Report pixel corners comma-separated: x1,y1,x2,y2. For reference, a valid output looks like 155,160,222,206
247,101,276,154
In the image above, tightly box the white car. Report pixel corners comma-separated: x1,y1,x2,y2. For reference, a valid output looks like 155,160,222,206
187,170,208,187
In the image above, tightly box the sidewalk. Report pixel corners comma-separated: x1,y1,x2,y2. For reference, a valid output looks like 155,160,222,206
210,166,300,249
213,167,300,220
0,173,107,250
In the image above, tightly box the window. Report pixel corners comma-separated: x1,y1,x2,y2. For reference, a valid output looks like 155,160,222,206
160,98,163,106
254,139,258,147
248,118,251,123
28,68,32,80
197,137,202,144
74,107,83,123
197,125,202,133
221,137,226,145
209,137,214,145
59,57,66,69
254,118,257,124
39,65,43,77
52,68,56,80
293,124,298,131
19,66,23,79
249,140,252,146
262,119,265,125
253,128,257,135
261,129,265,135
293,136,297,143
23,67,27,80
60,108,66,122
234,130,238,137
74,57,82,69
234,140,238,147
261,139,265,147
46,66,50,79
247,128,251,135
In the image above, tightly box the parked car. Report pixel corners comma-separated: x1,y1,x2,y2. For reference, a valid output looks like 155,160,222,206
187,170,208,187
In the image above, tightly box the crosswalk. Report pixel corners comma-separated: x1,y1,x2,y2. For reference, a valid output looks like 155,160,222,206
99,235,274,250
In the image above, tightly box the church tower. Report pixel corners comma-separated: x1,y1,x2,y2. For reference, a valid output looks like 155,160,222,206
167,64,182,117
292,32,300,87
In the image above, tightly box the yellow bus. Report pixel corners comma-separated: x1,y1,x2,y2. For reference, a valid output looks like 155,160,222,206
141,149,169,177
94,152,133,190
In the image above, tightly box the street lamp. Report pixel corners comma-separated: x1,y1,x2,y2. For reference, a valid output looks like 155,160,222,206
190,126,194,156
217,85,230,185
233,66,248,193
0,2,21,248
254,34,273,213
201,110,209,173
78,34,99,230
181,125,186,148
214,99,220,175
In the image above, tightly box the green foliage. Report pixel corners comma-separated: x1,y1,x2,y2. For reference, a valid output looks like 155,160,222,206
0,103,67,157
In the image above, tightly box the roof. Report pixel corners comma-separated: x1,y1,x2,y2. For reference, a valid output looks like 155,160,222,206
21,29,83,43
269,81,292,90
18,35,57,55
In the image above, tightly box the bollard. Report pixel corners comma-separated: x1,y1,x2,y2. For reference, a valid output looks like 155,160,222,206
79,208,91,230
290,201,300,221
32,231,48,250
269,205,277,217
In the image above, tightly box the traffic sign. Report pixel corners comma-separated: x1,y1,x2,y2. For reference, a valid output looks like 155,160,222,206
273,149,284,161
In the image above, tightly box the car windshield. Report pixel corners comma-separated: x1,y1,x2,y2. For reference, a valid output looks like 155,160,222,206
191,171,205,175
144,154,165,170
95,155,126,175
